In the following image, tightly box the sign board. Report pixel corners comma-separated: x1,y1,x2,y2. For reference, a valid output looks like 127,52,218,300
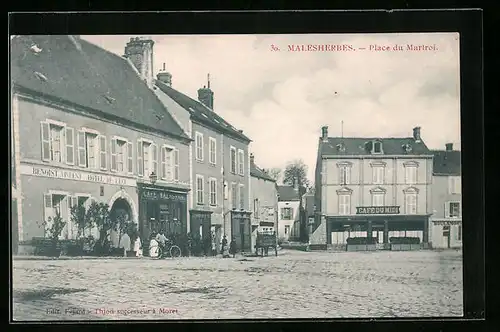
356,206,400,215
20,163,136,187
141,189,187,202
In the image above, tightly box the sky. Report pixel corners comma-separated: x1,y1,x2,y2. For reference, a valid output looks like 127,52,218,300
82,33,461,183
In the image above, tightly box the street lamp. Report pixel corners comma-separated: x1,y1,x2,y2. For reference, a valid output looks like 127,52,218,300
149,171,158,185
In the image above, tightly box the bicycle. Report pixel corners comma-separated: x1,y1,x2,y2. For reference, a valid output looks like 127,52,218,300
149,241,182,259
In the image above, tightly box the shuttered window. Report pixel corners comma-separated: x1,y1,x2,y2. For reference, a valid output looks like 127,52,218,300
127,142,133,173
65,127,74,165
99,136,107,170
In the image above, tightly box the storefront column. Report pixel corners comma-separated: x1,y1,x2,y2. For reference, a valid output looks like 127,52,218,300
423,218,429,243
367,220,373,238
383,220,389,243
326,218,331,245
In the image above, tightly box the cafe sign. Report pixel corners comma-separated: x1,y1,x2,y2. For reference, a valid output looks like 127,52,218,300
141,189,187,202
20,164,136,187
356,206,400,215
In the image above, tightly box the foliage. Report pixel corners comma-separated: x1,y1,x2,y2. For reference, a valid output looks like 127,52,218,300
70,203,88,239
112,209,129,247
85,201,115,255
389,237,421,244
40,210,67,250
268,168,283,183
283,159,310,195
346,237,377,245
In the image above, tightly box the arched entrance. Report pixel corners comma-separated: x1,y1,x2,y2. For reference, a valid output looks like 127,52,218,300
109,198,133,248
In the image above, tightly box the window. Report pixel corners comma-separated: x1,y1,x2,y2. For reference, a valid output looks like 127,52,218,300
161,146,173,180
449,176,461,194
138,140,157,177
457,225,462,241
230,147,236,174
195,132,204,161
404,163,418,184
173,149,179,181
77,130,100,169
254,199,260,219
231,183,237,209
281,207,292,220
405,193,417,214
127,142,133,173
372,193,385,206
373,141,382,153
196,175,204,205
239,184,245,209
43,193,70,239
238,149,244,175
285,225,290,235
446,201,461,218
338,162,352,185
338,194,351,215
209,137,216,165
41,122,70,163
111,138,128,173
209,178,217,206
372,166,385,184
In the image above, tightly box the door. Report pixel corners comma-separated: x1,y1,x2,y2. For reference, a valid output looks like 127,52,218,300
240,221,245,252
442,226,450,248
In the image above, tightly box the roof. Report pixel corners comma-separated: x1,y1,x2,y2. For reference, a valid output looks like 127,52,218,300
277,185,300,201
10,35,189,141
155,80,251,142
320,137,432,156
250,161,276,182
431,150,461,175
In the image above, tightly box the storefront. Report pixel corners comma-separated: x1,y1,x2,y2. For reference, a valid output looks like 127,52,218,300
137,182,188,245
190,210,213,240
231,210,252,252
431,219,462,249
327,205,430,245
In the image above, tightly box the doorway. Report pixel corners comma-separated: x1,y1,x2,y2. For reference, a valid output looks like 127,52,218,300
442,225,451,248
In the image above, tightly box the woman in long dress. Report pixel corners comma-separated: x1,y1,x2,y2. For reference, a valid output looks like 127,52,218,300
134,235,143,257
120,233,131,257
149,233,160,258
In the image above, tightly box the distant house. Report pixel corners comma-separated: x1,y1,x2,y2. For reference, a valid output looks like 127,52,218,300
430,143,462,249
10,35,191,254
311,125,433,249
250,154,278,252
302,192,315,239
277,185,301,242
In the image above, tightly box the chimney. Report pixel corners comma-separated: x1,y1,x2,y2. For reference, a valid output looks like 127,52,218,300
156,62,172,87
250,153,255,164
321,126,328,142
445,143,453,151
197,73,214,109
124,37,155,89
413,126,421,142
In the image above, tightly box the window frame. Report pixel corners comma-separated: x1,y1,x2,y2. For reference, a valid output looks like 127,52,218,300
403,161,419,185
446,201,461,219
405,192,418,215
338,193,351,215
230,146,237,174
237,149,244,176
161,144,175,181
195,132,204,162
196,174,204,205
209,137,217,165
209,177,217,206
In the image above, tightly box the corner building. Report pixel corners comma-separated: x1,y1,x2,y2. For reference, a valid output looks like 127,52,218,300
10,36,191,253
311,126,433,249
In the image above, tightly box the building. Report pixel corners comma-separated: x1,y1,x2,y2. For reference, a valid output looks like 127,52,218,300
302,192,316,240
10,35,191,254
277,185,301,242
430,143,462,249
148,58,252,251
311,125,433,249
250,153,278,252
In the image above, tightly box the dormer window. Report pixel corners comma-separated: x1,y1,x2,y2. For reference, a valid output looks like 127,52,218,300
373,141,382,153
336,143,346,152
365,140,383,154
402,144,413,153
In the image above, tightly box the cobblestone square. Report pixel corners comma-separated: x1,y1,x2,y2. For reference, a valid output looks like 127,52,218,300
12,249,463,321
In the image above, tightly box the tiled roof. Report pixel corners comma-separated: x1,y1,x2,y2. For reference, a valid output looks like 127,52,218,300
250,161,276,182
277,185,300,201
431,150,461,175
10,35,189,141
320,137,432,156
155,80,251,142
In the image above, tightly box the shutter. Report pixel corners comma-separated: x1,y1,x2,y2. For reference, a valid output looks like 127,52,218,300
160,146,166,179
444,202,450,218
99,136,107,170
110,138,117,172
137,140,143,176
41,122,51,161
127,141,133,173
77,131,86,167
70,196,78,239
152,144,158,176
174,149,180,181
43,194,53,237
65,127,74,165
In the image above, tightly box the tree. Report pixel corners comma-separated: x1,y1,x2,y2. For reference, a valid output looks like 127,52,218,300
268,168,282,183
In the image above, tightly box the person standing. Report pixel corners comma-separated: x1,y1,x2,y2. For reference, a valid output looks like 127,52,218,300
134,231,143,257
120,232,131,257
221,235,229,258
229,237,237,258
211,231,217,257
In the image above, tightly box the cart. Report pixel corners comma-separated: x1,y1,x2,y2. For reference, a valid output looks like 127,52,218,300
256,231,278,257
